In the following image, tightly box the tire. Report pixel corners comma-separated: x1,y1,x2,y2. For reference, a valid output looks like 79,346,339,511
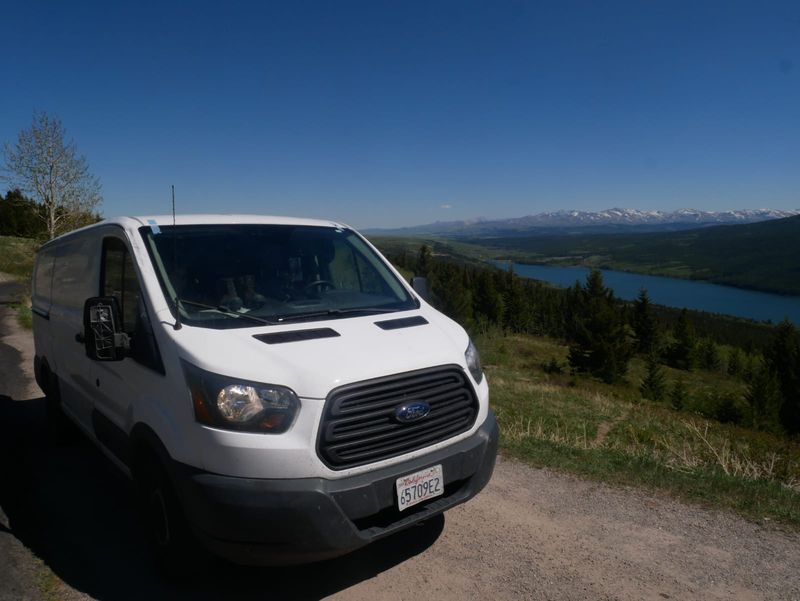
133,450,201,577
44,371,77,444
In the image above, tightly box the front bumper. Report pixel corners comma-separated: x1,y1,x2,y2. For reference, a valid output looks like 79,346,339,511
172,411,499,565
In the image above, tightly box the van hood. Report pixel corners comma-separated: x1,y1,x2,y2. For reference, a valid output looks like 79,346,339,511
175,309,471,399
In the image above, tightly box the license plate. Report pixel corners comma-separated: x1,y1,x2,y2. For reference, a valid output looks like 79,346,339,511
395,464,444,511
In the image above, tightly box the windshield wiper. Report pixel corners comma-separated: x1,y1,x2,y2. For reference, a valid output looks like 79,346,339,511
275,307,402,323
175,298,277,326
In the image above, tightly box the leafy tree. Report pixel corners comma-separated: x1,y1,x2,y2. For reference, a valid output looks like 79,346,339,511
2,111,102,239
640,354,666,401
566,271,633,383
632,288,659,355
667,309,695,370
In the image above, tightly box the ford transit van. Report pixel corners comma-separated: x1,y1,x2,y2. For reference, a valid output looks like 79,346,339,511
31,215,498,567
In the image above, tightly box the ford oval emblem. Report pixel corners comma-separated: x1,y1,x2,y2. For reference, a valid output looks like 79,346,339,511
394,401,431,424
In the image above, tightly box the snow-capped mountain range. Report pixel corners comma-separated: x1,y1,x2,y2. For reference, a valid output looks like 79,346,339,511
500,208,799,227
367,208,800,237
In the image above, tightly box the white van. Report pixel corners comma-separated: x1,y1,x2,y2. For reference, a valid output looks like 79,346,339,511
31,215,498,567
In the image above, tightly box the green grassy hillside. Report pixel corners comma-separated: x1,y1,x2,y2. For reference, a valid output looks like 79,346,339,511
458,215,800,295
479,332,800,527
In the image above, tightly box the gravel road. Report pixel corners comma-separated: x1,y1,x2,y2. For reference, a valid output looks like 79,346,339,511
1,303,798,601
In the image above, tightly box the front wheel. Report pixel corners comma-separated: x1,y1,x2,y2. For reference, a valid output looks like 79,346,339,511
134,453,201,576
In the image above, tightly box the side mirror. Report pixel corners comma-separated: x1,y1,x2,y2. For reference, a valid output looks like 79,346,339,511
82,297,129,361
410,276,430,302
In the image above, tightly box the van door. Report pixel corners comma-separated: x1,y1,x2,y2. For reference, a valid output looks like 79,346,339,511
91,234,164,464
49,234,102,431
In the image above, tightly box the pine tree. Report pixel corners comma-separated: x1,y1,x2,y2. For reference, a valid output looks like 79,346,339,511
474,269,505,329
434,264,474,330
727,348,742,377
745,365,783,434
763,320,800,434
417,245,434,278
742,354,756,381
502,270,528,334
697,338,721,371
566,271,633,383
668,309,695,370
640,354,666,401
670,380,688,410
632,288,658,355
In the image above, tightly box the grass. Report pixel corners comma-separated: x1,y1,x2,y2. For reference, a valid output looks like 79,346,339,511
14,304,33,329
477,331,800,527
35,557,68,601
0,235,38,280
0,235,38,329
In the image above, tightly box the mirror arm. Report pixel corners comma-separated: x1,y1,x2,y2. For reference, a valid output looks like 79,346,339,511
410,276,430,302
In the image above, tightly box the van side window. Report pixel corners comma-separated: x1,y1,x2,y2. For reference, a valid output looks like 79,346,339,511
101,238,140,337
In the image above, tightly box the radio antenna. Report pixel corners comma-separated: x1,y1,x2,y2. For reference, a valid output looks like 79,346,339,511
171,185,182,330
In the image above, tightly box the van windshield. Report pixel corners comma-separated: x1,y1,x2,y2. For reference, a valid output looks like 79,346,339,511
140,224,417,329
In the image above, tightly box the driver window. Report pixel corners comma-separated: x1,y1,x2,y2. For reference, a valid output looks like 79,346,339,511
101,237,140,337
100,236,164,374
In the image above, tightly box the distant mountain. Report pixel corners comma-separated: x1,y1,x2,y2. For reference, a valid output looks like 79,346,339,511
367,208,800,237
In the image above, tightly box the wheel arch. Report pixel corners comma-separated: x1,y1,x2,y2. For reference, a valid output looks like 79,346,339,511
129,422,173,474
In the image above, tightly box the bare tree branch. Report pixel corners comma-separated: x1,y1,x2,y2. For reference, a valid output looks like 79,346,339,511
2,111,102,239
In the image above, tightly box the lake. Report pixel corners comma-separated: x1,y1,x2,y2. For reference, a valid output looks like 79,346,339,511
496,262,800,324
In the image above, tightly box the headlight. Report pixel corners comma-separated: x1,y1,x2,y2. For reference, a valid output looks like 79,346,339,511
465,339,484,384
183,361,299,433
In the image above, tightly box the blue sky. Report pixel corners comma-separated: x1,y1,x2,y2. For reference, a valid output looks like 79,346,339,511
2,1,799,228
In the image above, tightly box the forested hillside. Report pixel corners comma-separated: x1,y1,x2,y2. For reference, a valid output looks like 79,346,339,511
383,244,800,438
456,215,800,295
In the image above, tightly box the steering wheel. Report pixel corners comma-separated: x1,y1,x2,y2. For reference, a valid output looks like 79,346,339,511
304,279,336,295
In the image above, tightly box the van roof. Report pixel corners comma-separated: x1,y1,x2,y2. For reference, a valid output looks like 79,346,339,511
120,214,348,229
40,214,351,247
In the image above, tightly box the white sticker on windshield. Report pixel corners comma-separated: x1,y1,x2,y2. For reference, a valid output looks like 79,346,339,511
147,219,161,235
